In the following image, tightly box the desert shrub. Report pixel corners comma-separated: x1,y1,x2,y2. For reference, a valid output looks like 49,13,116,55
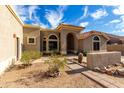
30,51,42,59
20,51,32,65
21,50,42,65
45,55,67,77
51,50,60,55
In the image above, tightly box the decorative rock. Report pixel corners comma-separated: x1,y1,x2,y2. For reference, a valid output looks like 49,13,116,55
78,53,83,63
107,65,112,69
114,63,121,66
93,67,101,72
113,70,119,75
117,68,124,76
99,66,107,73
106,70,115,76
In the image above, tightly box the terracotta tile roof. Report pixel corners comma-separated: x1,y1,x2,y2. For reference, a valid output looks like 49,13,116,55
79,30,110,40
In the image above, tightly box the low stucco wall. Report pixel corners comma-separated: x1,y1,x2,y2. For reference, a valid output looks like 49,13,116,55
87,52,121,69
107,45,124,55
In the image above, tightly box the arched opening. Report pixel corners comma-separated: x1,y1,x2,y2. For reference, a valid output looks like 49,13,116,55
92,36,100,51
67,33,74,54
48,34,58,51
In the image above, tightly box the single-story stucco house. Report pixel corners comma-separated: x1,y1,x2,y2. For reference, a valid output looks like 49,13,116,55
23,24,110,54
1,5,124,74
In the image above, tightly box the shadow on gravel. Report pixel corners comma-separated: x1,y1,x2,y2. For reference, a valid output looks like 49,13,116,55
66,68,88,74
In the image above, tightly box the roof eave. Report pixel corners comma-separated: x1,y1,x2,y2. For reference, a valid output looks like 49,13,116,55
6,5,24,26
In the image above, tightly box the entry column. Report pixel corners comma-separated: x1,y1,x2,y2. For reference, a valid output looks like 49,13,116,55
60,32,67,55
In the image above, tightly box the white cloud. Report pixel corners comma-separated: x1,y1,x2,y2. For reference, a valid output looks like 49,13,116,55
110,15,124,34
28,6,39,20
109,19,121,24
82,6,88,19
13,5,48,28
91,9,108,20
80,22,89,27
75,6,88,23
120,15,124,21
113,5,124,15
45,6,67,29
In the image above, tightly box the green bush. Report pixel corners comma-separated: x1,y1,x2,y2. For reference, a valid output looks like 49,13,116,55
45,55,67,77
30,51,42,59
21,50,42,65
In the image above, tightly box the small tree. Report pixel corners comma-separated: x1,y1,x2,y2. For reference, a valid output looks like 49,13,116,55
21,50,42,66
45,55,67,77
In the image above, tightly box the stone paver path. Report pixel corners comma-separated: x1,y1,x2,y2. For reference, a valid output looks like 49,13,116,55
67,60,124,88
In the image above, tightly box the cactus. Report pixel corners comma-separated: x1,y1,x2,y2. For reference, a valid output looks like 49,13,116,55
78,53,83,63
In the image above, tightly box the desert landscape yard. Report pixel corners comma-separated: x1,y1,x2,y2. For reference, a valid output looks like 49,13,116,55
0,60,102,88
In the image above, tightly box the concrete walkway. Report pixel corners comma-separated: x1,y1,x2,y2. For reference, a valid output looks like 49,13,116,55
66,60,124,88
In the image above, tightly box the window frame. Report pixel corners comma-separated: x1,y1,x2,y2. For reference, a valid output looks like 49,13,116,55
27,36,36,45
48,34,59,52
92,35,101,51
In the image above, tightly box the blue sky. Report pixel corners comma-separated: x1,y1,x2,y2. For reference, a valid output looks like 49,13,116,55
14,5,124,36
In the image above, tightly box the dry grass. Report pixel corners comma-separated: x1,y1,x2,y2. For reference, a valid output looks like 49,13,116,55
0,62,102,88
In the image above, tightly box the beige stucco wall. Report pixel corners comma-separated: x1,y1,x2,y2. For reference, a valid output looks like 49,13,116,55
0,6,23,74
78,35,107,52
107,44,124,55
60,30,80,54
23,27,40,51
87,52,121,69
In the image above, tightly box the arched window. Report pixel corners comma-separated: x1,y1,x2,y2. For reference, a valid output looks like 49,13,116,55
92,36,100,51
49,35,57,39
93,36,100,41
48,34,58,51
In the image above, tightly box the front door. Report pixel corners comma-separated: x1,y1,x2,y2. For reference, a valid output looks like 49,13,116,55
16,37,19,60
67,33,74,54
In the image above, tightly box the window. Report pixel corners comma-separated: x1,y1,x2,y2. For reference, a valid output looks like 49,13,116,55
49,35,57,39
93,36,99,41
43,41,46,51
49,41,57,51
27,37,36,45
43,36,47,51
48,35,58,51
92,36,100,51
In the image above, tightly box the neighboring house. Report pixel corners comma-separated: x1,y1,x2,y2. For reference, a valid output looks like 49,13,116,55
0,5,23,74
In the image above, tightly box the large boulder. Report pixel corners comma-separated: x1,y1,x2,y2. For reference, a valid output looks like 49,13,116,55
78,53,83,63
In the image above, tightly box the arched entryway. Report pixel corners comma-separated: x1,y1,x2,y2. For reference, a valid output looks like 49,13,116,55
67,33,74,54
